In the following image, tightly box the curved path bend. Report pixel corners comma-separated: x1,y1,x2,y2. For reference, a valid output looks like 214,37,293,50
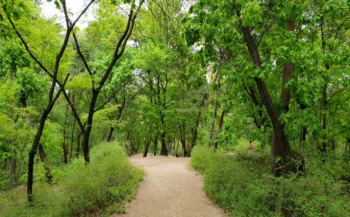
113,154,228,217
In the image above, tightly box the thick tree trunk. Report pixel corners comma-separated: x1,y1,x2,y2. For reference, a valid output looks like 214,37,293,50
82,89,99,163
143,141,150,157
239,17,295,177
160,132,168,156
214,110,225,150
175,140,180,157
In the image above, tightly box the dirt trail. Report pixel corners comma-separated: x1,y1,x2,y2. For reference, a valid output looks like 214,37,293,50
113,154,228,217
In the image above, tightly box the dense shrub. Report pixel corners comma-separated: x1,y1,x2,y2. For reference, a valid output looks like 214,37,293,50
64,142,144,216
0,142,143,217
191,146,350,217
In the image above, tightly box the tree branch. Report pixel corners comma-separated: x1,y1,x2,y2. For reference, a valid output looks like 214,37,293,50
94,79,132,112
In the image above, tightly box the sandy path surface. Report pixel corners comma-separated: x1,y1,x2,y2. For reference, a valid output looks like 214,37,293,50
112,154,228,217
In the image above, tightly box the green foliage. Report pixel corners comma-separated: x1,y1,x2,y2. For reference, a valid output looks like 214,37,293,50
190,146,216,173
64,142,144,216
191,146,350,217
0,142,144,217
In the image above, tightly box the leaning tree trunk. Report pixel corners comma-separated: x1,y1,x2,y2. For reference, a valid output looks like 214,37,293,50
143,141,150,157
239,13,295,177
28,109,50,202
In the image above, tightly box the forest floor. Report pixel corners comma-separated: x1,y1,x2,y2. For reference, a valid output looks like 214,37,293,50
112,154,228,217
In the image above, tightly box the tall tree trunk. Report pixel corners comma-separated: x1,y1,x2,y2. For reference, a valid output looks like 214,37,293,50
28,109,50,202
160,132,168,156
82,89,99,163
214,110,225,150
143,141,150,157
209,105,218,147
239,14,295,177
188,93,208,156
179,122,187,156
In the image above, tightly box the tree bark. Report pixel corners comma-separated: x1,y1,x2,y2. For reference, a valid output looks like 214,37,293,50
188,93,208,156
143,141,150,157
160,132,168,156
82,89,99,163
214,110,225,150
28,109,50,202
239,14,295,176
179,122,187,157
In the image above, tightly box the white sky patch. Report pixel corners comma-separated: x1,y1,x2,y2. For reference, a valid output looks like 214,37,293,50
39,0,96,29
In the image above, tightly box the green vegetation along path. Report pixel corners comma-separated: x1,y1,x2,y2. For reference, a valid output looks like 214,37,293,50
113,154,228,217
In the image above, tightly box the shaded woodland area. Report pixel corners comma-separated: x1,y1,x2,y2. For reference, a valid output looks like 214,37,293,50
1,0,350,216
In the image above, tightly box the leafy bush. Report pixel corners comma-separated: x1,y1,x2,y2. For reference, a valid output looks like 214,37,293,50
191,146,350,217
64,142,144,216
190,145,216,173
0,142,143,217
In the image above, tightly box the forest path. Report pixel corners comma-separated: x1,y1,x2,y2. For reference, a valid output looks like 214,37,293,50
112,154,228,217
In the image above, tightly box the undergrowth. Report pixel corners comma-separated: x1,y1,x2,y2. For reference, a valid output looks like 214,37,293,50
191,146,350,217
0,142,144,217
